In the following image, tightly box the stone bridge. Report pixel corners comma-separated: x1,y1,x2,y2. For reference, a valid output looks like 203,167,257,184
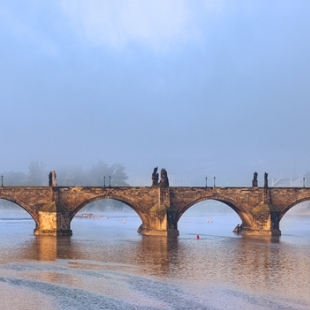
0,183,310,237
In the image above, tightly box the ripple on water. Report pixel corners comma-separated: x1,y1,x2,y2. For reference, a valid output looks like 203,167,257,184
0,214,310,309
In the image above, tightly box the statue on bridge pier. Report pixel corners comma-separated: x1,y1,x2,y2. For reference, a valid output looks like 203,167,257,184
252,172,258,187
264,172,268,188
159,168,169,187
49,171,57,187
152,167,159,186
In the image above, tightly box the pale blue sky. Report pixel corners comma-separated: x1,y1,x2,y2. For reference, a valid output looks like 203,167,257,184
1,1,310,185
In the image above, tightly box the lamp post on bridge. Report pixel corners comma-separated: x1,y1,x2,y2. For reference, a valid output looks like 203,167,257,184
1,175,3,186
214,176,216,187
109,176,111,187
205,177,207,188
104,176,106,187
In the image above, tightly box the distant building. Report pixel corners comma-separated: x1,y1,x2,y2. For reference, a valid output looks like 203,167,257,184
271,178,304,187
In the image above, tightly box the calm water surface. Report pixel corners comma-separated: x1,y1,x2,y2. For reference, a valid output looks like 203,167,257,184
0,208,310,310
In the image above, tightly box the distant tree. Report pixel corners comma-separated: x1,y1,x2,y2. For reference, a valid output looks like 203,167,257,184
87,160,110,186
87,161,129,186
109,163,129,186
25,161,47,186
0,160,131,210
56,166,86,186
56,161,130,210
1,160,129,187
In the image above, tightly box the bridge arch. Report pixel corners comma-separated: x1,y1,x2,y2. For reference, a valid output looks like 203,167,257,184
279,199,310,237
0,197,39,226
177,199,242,233
71,195,146,225
178,197,252,228
280,197,310,219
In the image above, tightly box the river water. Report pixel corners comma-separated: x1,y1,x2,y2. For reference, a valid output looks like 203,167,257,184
0,205,310,310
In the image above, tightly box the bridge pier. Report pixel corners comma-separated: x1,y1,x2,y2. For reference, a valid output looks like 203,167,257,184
34,202,72,236
137,210,168,236
240,202,281,236
137,187,179,237
138,226,179,237
240,227,281,237
137,207,179,237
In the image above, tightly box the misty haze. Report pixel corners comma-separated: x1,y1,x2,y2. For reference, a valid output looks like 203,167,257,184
1,1,310,309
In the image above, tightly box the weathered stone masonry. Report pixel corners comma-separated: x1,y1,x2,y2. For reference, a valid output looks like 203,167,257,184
1,185,310,237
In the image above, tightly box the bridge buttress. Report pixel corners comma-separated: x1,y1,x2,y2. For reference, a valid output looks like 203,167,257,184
34,188,72,236
239,189,281,236
138,187,179,236
240,208,281,236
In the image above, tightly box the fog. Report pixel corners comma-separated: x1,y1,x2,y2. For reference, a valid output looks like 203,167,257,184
1,1,310,186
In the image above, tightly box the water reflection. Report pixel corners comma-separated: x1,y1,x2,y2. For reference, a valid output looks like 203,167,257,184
1,213,310,309
134,236,179,276
37,236,63,261
10,229,309,300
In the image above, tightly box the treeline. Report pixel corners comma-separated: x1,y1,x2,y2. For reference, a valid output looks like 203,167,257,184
1,160,129,187
0,160,130,211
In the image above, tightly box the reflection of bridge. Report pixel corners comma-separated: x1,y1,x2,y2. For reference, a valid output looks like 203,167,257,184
1,184,310,237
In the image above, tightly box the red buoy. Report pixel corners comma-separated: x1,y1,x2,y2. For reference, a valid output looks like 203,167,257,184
196,235,200,240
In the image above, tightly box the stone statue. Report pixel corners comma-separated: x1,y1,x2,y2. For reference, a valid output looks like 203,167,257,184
159,168,169,187
49,171,57,187
152,167,159,186
264,172,268,188
252,172,258,187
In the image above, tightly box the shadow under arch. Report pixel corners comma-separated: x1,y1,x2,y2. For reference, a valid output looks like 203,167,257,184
70,195,145,226
0,197,39,227
178,197,252,228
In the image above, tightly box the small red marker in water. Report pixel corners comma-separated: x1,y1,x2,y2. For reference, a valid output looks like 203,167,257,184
196,235,200,240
